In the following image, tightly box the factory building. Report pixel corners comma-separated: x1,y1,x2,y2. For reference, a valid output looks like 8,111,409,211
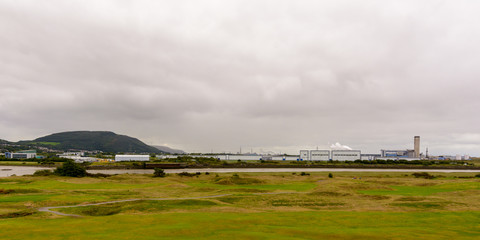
380,149,415,158
299,150,309,161
5,150,37,159
331,150,361,161
115,155,150,162
414,136,420,158
310,150,330,161
298,150,362,161
380,136,422,160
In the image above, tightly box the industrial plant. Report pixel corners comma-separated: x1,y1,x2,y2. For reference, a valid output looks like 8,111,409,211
298,136,470,161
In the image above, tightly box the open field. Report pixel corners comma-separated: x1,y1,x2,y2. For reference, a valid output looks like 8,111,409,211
1,172,479,239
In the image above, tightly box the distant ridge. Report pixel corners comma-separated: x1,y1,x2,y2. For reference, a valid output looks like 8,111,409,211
151,145,185,154
31,131,163,153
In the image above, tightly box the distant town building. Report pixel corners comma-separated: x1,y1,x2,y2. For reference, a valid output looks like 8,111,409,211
115,155,150,162
5,150,37,159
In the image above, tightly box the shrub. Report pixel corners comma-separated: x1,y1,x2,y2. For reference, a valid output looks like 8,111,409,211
300,172,310,176
475,174,480,178
87,173,111,178
33,169,53,176
178,172,197,177
54,160,87,177
153,168,166,178
412,172,435,179
328,173,333,178
0,189,15,194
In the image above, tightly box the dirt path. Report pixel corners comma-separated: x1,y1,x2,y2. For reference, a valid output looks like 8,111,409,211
38,192,297,217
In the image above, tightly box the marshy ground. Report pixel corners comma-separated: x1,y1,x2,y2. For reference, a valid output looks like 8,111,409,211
0,171,479,239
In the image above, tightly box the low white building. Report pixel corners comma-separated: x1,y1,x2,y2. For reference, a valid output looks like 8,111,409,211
115,155,150,162
310,150,330,161
5,150,37,159
331,150,361,161
299,150,309,161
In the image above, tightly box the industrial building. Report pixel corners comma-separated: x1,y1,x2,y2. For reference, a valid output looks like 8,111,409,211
310,150,330,161
298,150,361,161
115,155,150,162
380,149,415,158
331,150,361,161
5,150,37,159
379,136,422,160
299,150,309,161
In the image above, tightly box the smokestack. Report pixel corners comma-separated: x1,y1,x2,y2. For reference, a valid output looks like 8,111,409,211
414,136,420,158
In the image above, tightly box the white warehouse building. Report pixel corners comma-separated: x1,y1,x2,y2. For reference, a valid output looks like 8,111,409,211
310,150,330,161
331,150,361,161
115,155,150,162
299,150,362,161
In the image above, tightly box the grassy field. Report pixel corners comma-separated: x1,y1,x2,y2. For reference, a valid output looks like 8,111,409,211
0,172,479,239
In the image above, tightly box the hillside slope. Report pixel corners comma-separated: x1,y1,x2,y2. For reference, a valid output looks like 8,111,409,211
151,145,185,154
32,131,162,153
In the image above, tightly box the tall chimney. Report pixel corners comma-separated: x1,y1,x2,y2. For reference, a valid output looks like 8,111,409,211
414,136,420,158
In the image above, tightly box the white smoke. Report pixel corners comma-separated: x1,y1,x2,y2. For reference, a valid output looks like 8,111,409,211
330,142,352,150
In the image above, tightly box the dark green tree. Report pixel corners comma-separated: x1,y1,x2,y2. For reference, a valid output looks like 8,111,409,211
54,160,87,177
153,168,166,178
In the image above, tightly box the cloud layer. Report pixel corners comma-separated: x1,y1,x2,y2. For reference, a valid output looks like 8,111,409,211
1,1,479,155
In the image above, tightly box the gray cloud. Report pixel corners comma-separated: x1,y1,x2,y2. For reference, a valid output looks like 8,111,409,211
1,1,480,156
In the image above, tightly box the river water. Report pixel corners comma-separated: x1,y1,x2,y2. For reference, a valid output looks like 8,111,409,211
1,166,480,177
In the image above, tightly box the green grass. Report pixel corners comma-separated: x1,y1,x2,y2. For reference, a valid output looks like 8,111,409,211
359,182,480,196
59,199,219,216
0,173,480,239
0,194,57,203
1,179,167,190
0,211,479,239
34,142,60,146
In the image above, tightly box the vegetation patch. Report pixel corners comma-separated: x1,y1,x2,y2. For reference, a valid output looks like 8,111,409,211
359,182,480,196
308,191,351,197
412,172,436,179
33,170,54,176
0,194,56,203
59,200,219,216
222,188,268,193
0,210,35,219
214,175,264,185
0,189,15,194
395,197,427,202
359,194,391,200
270,199,344,207
391,202,449,209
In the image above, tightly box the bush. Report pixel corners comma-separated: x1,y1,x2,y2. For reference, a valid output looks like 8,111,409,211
412,172,435,179
475,174,480,178
153,168,166,178
54,160,87,177
0,189,15,194
33,169,53,176
300,172,310,176
178,172,197,177
328,173,333,178
87,173,111,178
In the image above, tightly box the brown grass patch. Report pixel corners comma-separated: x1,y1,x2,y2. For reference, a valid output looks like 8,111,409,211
308,191,351,197
395,197,426,202
359,194,391,200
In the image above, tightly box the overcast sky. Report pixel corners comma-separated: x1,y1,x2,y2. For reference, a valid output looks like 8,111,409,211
1,0,480,156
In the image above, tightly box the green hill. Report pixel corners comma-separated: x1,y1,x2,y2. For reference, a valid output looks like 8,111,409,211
31,131,163,153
